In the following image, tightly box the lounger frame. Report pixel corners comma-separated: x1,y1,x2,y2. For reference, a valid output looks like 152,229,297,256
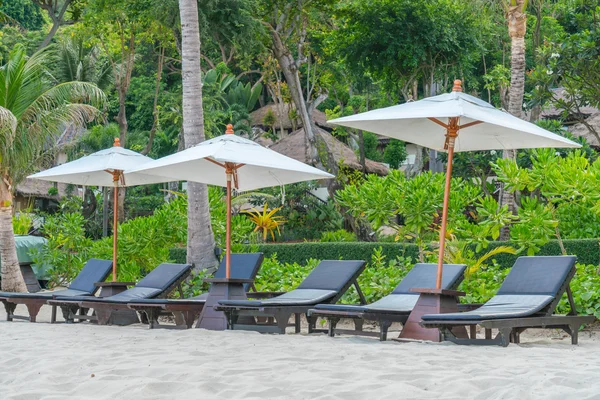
49,269,191,325
128,290,285,330
218,280,367,334
420,268,595,346
0,259,113,323
0,297,56,323
310,264,468,341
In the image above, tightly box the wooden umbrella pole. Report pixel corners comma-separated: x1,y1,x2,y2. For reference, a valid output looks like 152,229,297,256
436,118,459,289
112,172,119,281
225,167,232,279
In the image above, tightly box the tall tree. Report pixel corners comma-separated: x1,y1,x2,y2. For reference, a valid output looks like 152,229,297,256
499,0,528,239
0,45,105,291
178,0,218,270
33,0,84,49
261,0,331,167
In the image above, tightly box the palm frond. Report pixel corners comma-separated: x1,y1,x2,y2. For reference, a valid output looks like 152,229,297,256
20,81,106,125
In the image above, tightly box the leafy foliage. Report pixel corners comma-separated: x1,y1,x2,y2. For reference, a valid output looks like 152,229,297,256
245,203,286,241
320,229,357,242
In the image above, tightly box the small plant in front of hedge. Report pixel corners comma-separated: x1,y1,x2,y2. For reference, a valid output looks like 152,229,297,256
253,254,320,292
458,263,509,304
320,229,356,242
557,263,600,318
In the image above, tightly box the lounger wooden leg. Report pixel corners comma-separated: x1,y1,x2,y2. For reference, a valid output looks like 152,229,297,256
183,310,199,329
353,319,364,332
26,303,43,322
3,301,16,321
95,308,112,325
294,313,301,333
381,320,392,341
485,328,492,340
328,318,339,337
273,312,291,334
498,328,512,347
60,305,76,323
306,313,318,334
51,305,57,324
568,324,580,345
144,308,160,329
224,311,235,330
469,325,477,339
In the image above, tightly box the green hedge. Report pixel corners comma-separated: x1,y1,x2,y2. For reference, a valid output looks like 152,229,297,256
169,238,600,269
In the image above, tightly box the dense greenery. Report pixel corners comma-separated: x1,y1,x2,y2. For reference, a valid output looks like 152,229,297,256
3,0,600,315
170,239,600,270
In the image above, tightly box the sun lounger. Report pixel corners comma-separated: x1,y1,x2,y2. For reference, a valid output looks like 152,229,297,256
0,259,113,323
214,260,367,334
48,263,192,325
420,256,595,346
127,253,265,329
307,263,466,341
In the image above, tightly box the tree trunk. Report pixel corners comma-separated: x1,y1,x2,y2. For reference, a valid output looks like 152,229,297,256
179,0,218,271
358,130,366,173
36,0,72,50
0,177,27,292
499,3,527,241
117,88,128,146
270,31,319,166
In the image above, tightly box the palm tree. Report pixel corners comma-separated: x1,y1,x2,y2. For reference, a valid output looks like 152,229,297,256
54,36,111,89
499,0,528,239
177,0,218,270
0,45,105,292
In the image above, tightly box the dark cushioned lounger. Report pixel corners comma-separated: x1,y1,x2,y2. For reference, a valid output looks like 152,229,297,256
214,260,367,334
307,263,466,341
0,259,113,323
127,253,265,329
420,256,596,346
48,263,192,325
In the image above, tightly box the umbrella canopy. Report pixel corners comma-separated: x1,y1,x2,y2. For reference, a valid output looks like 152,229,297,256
329,80,580,290
126,132,333,190
329,86,578,153
126,125,333,277
29,139,154,187
28,139,155,281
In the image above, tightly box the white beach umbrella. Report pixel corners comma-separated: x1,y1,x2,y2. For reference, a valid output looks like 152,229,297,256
329,80,581,289
126,125,333,277
28,139,154,281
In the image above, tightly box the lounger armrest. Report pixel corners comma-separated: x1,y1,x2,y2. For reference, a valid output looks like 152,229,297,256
246,291,286,299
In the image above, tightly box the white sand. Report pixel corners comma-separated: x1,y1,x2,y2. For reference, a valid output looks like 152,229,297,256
1,305,600,400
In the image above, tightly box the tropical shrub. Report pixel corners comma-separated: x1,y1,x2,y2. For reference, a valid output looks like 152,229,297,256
12,211,33,235
320,229,356,242
245,203,286,241
33,197,187,285
557,264,600,318
30,212,94,287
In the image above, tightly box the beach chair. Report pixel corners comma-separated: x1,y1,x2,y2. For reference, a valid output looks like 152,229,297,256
420,256,595,346
214,260,367,334
307,263,466,341
48,263,192,325
0,259,112,323
127,253,265,329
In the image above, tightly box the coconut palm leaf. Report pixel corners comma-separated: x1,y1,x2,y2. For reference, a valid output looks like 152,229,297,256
0,44,106,183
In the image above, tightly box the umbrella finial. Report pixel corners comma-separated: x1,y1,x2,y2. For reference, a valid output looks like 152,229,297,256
452,80,463,92
225,124,234,135
113,138,121,147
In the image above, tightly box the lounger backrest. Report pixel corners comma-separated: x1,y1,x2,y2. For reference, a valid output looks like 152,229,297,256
297,260,366,293
391,263,466,295
496,256,576,296
69,259,113,294
213,253,264,291
137,263,193,290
